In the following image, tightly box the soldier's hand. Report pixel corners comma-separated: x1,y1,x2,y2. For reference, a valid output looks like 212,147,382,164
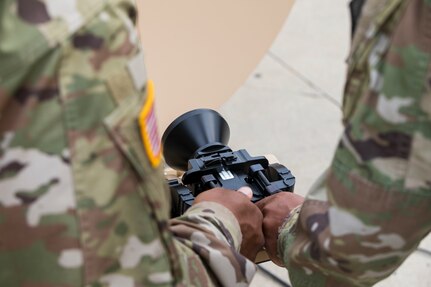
256,192,304,266
194,188,264,261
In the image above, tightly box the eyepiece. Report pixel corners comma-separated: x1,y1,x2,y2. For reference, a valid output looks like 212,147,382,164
162,109,230,171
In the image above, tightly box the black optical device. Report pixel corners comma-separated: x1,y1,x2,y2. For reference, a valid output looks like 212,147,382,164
162,109,295,218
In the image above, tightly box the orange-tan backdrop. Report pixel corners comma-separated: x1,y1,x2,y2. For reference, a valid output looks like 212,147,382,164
137,0,295,131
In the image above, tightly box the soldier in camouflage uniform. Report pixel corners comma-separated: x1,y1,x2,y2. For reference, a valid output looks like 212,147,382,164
0,0,264,286
258,0,431,286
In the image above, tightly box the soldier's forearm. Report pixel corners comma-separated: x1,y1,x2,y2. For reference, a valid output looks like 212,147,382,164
169,202,257,286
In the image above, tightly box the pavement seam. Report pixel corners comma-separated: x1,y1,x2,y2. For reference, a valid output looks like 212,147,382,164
267,50,342,109
416,248,431,258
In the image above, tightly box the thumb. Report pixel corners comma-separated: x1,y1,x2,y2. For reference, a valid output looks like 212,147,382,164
237,186,253,200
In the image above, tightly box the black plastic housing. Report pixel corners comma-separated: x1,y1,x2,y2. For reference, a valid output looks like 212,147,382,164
162,109,295,217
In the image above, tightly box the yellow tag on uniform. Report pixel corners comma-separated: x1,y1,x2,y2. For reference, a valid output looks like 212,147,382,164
139,80,162,167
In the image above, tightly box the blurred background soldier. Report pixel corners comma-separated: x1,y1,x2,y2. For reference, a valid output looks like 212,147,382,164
0,0,263,286
258,0,431,286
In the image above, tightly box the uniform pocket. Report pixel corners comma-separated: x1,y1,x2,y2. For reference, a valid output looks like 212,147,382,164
58,5,179,282
104,85,171,222
104,87,183,284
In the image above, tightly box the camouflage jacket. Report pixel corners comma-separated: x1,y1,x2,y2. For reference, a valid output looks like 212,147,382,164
278,0,431,286
0,0,255,286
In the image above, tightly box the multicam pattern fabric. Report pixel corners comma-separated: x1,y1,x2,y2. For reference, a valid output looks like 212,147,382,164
278,0,431,286
171,203,256,287
0,1,255,286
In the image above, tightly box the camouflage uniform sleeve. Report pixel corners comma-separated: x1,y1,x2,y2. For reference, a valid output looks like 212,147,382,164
277,0,431,286
170,202,257,287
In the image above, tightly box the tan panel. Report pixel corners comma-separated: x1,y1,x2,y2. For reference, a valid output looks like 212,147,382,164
137,0,295,131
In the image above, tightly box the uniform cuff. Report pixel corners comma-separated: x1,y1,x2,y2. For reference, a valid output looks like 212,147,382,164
184,202,243,250
277,205,302,264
